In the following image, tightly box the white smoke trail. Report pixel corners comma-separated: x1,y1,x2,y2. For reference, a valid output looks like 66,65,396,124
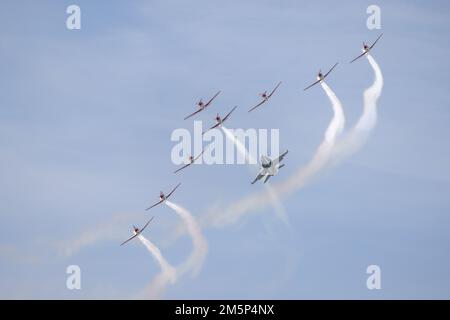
62,83,347,298
222,126,257,164
165,200,208,278
320,82,346,144
63,81,349,254
221,126,289,225
61,203,207,298
58,55,385,299
332,54,383,161
270,81,345,195
200,82,345,228
355,54,383,132
136,234,177,299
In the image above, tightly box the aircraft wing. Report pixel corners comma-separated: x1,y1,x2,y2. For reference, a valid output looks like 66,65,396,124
193,150,205,162
350,51,366,64
323,62,338,78
369,34,383,50
184,108,203,120
248,100,266,112
273,150,288,165
120,233,140,246
145,199,164,211
303,79,321,91
205,90,221,107
222,106,238,123
251,171,266,184
139,216,154,234
166,183,181,199
202,122,220,135
173,163,191,174
268,81,282,98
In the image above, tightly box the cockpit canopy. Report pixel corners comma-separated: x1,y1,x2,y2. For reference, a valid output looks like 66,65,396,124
261,155,272,168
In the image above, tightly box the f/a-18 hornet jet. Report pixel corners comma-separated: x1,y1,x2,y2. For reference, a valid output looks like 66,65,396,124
350,34,383,63
202,106,238,135
303,63,338,91
145,183,181,211
184,90,221,120
120,217,154,246
248,81,282,112
251,150,288,184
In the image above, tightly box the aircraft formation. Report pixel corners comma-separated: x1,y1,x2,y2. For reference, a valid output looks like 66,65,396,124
121,34,383,245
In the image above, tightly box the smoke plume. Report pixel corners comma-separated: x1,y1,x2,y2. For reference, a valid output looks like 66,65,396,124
332,54,383,161
136,234,176,299
165,200,208,278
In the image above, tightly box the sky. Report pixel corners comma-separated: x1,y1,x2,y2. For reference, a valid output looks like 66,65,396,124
1,0,450,299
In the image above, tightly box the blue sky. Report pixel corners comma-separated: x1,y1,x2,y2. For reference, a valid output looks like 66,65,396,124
1,0,450,299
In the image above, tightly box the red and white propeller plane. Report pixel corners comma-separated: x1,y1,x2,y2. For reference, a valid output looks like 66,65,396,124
350,34,383,63
303,63,338,91
202,106,238,135
184,90,221,120
145,183,181,211
173,150,205,174
248,81,282,112
120,217,154,246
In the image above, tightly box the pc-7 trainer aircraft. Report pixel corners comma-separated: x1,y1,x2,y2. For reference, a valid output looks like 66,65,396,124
350,34,383,63
251,150,288,184
145,183,181,211
303,63,338,91
120,217,154,246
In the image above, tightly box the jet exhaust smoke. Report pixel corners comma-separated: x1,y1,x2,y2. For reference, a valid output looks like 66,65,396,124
200,82,345,228
165,200,208,278
137,234,177,299
332,54,383,161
